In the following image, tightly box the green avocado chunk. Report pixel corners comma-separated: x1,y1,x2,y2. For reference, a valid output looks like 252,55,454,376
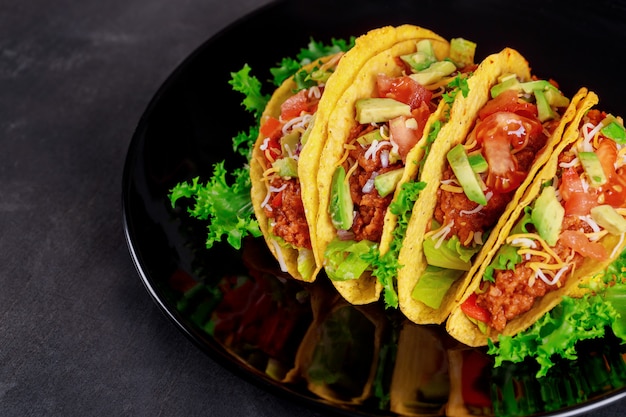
329,166,354,231
355,98,412,124
447,144,487,205
531,186,564,246
409,60,457,85
579,151,607,187
374,168,404,197
591,205,626,235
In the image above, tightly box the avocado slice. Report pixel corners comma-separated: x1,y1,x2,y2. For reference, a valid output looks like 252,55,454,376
446,144,487,206
356,129,384,146
280,131,300,156
410,60,457,86
490,73,520,98
579,151,607,187
449,37,477,68
591,205,626,235
374,168,404,197
400,39,436,72
329,166,354,230
355,98,412,124
531,186,564,246
468,153,488,173
534,89,557,122
272,157,298,178
601,115,626,144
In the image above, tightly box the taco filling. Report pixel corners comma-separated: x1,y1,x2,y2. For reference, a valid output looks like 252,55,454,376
416,75,571,308
257,55,342,275
326,39,476,281
463,109,626,332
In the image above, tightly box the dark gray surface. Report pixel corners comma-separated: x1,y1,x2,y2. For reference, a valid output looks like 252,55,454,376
1,0,625,416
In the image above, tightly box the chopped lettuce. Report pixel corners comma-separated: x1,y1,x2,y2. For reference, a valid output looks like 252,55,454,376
324,239,377,281
297,248,316,281
423,232,480,271
483,244,521,282
488,249,626,378
483,207,532,281
412,266,464,309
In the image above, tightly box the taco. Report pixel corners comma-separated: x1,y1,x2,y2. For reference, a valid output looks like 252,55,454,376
252,25,454,283
312,26,480,304
446,91,626,346
250,53,344,282
396,47,585,324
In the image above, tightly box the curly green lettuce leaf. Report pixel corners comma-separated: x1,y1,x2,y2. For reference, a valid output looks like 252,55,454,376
170,38,353,253
488,295,618,378
324,239,377,282
483,244,522,282
270,37,355,86
169,163,261,250
228,64,269,120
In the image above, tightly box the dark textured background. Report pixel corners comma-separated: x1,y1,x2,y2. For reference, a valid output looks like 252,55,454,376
1,0,625,415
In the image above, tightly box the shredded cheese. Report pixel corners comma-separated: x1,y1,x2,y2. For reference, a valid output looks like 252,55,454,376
440,183,464,193
460,204,483,216
426,221,454,249
518,249,551,262
611,233,626,259
508,233,564,264
559,157,580,169
270,240,288,272
364,139,392,160
510,237,537,248
463,231,474,246
345,160,359,184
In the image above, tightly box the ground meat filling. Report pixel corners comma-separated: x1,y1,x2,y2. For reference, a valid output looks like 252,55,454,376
434,118,551,246
434,169,514,245
477,211,590,331
263,177,312,250
346,142,401,242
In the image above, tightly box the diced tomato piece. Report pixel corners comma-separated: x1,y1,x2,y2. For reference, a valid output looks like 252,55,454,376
559,168,584,201
376,74,432,109
478,89,538,120
461,292,490,323
260,116,283,140
280,89,310,120
596,138,618,180
559,230,608,261
270,191,283,208
601,167,626,208
476,112,543,193
564,191,598,216
559,168,598,215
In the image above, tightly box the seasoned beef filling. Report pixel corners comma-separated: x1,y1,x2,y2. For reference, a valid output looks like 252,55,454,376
434,121,551,246
477,214,590,331
345,142,401,243
263,178,311,250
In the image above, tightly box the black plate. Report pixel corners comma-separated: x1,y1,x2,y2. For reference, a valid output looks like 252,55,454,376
122,0,626,415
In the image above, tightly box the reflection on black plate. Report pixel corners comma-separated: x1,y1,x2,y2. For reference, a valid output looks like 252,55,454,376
122,0,626,415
